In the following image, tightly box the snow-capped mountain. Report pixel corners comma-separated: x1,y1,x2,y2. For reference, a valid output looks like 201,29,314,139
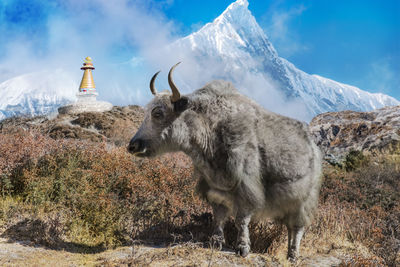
0,70,77,120
168,0,399,120
0,0,397,121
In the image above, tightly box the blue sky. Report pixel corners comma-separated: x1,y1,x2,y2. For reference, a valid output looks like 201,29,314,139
0,0,399,99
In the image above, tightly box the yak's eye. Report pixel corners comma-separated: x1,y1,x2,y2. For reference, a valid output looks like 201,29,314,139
151,108,164,119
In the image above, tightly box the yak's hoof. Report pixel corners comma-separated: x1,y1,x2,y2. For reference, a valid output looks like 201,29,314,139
236,243,250,257
287,251,298,262
211,235,225,250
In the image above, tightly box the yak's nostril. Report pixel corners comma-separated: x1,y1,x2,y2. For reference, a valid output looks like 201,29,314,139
131,142,139,151
128,139,143,153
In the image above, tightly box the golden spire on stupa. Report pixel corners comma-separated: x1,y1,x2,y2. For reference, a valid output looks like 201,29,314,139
79,56,96,93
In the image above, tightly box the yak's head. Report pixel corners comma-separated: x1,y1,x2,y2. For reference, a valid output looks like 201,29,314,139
128,63,190,157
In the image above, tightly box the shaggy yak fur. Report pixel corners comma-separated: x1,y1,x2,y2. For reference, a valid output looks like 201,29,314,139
128,78,322,261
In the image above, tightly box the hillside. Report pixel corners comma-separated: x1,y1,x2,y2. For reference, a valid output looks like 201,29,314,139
0,106,399,266
0,105,144,146
2,103,399,158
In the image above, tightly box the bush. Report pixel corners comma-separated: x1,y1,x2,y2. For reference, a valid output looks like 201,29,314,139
0,132,208,248
321,158,400,266
343,150,369,171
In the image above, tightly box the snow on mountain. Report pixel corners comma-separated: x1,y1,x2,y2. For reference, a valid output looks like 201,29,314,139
0,70,77,120
167,0,399,121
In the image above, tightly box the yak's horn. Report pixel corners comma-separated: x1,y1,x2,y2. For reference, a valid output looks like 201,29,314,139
150,71,161,95
168,62,181,102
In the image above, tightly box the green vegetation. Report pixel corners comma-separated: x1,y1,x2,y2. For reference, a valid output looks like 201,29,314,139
343,150,369,171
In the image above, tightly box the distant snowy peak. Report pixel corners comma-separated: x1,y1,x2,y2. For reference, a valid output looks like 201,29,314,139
172,0,399,120
312,75,399,110
180,0,276,59
213,0,277,55
0,70,77,120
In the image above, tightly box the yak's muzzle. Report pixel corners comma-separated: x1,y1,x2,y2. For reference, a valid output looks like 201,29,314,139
128,138,146,155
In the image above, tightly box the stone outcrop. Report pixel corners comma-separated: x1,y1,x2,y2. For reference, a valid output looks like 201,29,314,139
310,105,400,159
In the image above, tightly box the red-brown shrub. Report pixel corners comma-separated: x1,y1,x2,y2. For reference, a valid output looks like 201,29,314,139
0,131,209,248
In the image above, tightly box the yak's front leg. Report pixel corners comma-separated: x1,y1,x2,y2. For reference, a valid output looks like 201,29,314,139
211,203,229,250
235,212,252,257
287,226,304,261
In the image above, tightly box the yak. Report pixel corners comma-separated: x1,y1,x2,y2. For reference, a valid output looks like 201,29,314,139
128,63,322,261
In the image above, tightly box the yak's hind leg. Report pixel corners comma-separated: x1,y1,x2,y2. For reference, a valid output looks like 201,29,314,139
235,212,252,257
211,203,229,250
286,225,305,261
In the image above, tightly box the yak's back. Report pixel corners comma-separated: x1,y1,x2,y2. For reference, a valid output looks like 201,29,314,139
191,80,264,116
194,80,240,98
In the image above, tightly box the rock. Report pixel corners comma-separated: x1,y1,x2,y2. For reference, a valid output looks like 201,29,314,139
310,105,400,159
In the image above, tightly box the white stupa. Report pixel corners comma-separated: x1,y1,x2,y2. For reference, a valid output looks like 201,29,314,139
58,57,113,114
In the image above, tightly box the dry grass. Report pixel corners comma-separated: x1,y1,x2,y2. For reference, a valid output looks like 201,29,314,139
0,131,399,266
113,243,274,267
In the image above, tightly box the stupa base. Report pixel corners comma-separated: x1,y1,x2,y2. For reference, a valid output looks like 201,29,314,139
58,100,113,114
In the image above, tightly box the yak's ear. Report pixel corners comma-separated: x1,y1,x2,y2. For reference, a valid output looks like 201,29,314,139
174,96,189,113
